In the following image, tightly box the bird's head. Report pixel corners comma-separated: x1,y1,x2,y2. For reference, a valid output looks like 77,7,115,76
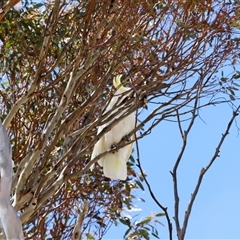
113,75,128,92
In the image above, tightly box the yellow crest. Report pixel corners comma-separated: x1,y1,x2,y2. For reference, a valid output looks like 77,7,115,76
113,75,127,91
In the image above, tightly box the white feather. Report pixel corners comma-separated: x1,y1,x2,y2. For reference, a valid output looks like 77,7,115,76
91,76,135,180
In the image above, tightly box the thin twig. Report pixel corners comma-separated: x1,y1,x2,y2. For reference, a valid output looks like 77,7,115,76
135,137,173,240
180,105,240,240
170,80,202,238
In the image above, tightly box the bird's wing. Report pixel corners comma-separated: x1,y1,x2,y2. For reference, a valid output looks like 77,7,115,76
90,126,105,168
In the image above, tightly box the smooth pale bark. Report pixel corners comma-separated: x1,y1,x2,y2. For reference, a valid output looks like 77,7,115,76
0,120,24,239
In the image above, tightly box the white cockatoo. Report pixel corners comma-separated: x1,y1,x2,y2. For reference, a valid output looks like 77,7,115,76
0,120,24,240
91,75,135,180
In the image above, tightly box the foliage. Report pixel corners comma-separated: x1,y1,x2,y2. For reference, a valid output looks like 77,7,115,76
0,0,239,239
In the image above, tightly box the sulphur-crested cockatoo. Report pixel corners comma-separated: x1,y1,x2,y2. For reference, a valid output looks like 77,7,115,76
0,120,24,240
91,75,135,180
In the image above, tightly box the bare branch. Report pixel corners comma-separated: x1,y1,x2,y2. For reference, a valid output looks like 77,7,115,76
170,80,202,237
72,201,89,240
180,105,240,240
135,138,173,240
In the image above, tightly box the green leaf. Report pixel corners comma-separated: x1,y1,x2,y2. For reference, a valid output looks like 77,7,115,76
151,232,160,239
136,217,151,226
153,226,159,236
232,81,240,87
231,86,239,91
33,3,45,9
154,219,165,226
229,94,235,101
156,213,165,217
220,77,228,82
129,154,135,163
123,228,131,238
86,233,95,240
136,180,144,191
138,228,149,238
119,217,131,227
233,74,240,79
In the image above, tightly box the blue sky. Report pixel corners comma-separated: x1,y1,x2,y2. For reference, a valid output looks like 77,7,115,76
105,90,240,239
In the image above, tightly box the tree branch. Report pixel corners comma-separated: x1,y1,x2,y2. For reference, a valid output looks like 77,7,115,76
72,200,89,240
135,138,173,240
170,81,201,238
180,105,240,240
0,0,19,22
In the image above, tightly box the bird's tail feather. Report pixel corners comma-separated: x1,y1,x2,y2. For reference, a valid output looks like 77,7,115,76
102,155,127,180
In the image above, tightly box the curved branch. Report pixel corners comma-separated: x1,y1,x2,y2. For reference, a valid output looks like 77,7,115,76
135,138,173,240
180,105,240,240
170,80,202,238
